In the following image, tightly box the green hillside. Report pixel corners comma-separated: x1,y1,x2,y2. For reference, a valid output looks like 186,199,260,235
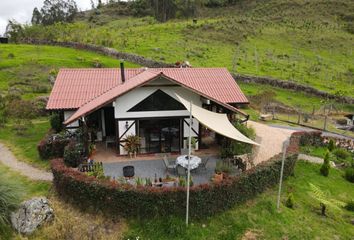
15,0,354,97
0,44,138,169
0,44,139,100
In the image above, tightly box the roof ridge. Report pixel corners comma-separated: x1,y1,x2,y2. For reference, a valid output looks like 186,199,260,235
78,68,159,108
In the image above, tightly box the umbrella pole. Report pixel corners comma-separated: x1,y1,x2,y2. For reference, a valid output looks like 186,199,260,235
186,100,192,226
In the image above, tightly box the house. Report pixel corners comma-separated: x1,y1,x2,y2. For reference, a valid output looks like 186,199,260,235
46,64,254,155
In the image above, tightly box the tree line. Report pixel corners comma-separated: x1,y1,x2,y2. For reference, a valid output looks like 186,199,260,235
28,0,241,26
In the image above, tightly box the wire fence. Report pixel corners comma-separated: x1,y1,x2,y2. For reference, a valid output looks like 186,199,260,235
263,103,354,138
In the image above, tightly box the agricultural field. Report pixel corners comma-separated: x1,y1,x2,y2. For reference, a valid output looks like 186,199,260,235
16,0,354,97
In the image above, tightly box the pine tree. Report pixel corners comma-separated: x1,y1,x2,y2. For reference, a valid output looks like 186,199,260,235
320,151,330,177
31,7,42,25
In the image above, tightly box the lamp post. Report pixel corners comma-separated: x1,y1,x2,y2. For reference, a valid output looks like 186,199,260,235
277,139,290,210
186,100,192,226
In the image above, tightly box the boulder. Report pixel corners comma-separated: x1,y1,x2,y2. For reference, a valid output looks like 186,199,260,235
11,197,54,235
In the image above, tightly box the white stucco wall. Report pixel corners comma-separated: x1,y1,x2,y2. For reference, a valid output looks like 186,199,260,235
114,78,206,154
114,86,202,119
118,120,136,154
64,111,79,128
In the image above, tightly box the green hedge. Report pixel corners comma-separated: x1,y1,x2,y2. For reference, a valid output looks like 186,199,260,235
51,154,297,218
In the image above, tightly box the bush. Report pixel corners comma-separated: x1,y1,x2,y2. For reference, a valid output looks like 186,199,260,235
344,168,354,183
50,113,63,133
64,141,84,167
221,122,255,158
0,175,21,233
344,200,354,212
299,131,323,147
51,154,297,219
327,139,335,152
285,193,295,209
332,148,350,160
320,151,330,177
37,133,71,160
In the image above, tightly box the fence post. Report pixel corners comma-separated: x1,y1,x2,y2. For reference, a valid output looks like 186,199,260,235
324,115,328,131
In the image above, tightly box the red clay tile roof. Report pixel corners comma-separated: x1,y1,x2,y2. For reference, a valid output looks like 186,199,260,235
47,67,248,111
64,70,162,124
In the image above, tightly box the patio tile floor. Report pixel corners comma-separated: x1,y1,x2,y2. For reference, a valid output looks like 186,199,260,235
103,157,218,185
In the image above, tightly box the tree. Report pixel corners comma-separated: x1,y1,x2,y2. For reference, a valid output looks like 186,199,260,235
40,0,78,25
31,7,42,25
5,20,24,42
320,151,331,177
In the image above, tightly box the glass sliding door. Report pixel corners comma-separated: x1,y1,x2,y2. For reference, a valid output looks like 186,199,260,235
139,118,180,154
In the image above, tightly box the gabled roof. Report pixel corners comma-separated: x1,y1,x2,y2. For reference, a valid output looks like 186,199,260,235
64,70,161,124
46,68,248,111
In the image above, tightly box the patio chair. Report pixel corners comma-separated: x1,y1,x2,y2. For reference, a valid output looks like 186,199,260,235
163,155,176,174
199,156,210,171
176,165,187,176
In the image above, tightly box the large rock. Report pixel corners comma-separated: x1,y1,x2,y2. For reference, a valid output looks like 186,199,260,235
11,197,54,235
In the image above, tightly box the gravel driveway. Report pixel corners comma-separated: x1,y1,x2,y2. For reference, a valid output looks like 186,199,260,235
0,143,53,181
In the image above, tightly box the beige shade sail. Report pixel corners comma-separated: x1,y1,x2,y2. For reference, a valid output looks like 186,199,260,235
174,93,259,146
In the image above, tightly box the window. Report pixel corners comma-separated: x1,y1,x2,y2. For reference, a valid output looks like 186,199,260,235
128,90,186,112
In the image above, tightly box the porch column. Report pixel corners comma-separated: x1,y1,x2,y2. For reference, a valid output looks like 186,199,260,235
101,109,106,137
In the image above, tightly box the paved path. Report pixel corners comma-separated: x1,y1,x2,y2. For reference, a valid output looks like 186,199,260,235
248,121,295,164
0,143,53,181
298,153,323,164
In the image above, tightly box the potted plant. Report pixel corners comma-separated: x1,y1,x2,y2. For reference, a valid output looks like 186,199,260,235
88,143,96,158
124,134,141,158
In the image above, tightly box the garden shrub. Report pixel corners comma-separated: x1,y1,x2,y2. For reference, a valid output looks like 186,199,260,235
344,167,354,183
50,113,63,133
327,139,335,152
221,122,255,158
37,132,71,159
285,193,295,209
0,175,22,233
299,131,323,147
344,200,354,212
63,141,84,167
51,154,297,219
332,148,350,161
320,151,330,177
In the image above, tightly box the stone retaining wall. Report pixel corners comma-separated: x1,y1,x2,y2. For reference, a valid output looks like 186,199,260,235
233,74,354,104
22,39,174,68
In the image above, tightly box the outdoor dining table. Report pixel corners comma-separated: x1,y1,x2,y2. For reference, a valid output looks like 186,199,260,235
176,155,201,170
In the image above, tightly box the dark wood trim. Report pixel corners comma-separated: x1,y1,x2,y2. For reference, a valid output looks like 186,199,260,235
119,121,136,140
180,118,184,150
183,119,199,136
115,119,120,154
66,126,79,130
117,116,189,121
198,121,202,147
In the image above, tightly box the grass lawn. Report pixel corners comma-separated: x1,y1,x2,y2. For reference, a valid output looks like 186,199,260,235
0,44,139,98
0,118,50,169
0,163,51,239
19,0,354,97
124,161,354,240
300,145,328,159
0,44,140,169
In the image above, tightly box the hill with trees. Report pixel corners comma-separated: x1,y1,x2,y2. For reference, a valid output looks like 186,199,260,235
5,0,353,99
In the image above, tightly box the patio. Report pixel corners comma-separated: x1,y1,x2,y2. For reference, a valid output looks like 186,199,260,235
103,156,219,185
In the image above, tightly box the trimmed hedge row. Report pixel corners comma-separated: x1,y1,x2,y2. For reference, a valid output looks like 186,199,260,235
37,134,70,159
51,154,297,219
